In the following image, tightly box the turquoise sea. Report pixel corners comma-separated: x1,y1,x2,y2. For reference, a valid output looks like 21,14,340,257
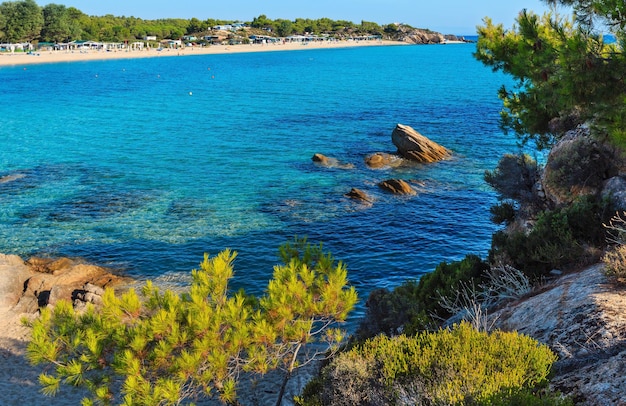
0,44,518,321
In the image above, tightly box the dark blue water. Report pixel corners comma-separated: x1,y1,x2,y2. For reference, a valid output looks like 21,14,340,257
0,44,517,320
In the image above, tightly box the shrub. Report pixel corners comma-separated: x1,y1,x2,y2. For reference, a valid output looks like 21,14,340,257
489,196,610,276
484,153,539,205
490,201,517,225
602,244,626,283
356,255,489,338
299,322,559,406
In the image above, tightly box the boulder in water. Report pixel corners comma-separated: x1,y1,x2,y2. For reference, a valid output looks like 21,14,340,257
391,124,450,163
364,152,403,169
345,188,373,203
312,153,354,169
378,179,417,195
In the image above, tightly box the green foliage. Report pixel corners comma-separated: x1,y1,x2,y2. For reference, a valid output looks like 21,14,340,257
299,322,559,406
475,4,626,150
484,153,539,205
356,254,489,337
26,239,357,405
0,0,43,42
490,201,517,225
0,3,389,43
490,196,610,275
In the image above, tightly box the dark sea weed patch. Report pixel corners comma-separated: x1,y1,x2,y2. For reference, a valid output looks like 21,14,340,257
0,164,76,196
44,188,156,222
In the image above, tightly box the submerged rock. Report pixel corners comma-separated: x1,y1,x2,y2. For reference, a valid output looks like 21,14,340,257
364,152,404,169
378,179,417,195
312,153,354,169
391,124,450,163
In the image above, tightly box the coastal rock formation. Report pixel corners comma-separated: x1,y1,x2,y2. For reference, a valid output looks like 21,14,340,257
391,25,446,44
490,264,626,405
312,153,354,169
0,255,32,308
0,255,129,314
364,152,404,169
344,188,373,203
378,179,416,195
391,124,451,163
540,127,619,207
602,176,626,211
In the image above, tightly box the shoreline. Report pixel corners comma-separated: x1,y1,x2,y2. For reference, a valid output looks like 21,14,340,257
0,40,411,67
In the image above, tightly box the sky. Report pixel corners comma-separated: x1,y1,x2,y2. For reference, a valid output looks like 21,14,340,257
34,0,556,35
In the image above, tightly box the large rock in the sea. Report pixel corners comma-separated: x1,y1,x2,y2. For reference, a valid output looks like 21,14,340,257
378,179,417,195
391,124,450,163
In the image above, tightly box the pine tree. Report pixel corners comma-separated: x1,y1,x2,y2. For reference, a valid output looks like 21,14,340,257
474,0,626,150
25,239,358,405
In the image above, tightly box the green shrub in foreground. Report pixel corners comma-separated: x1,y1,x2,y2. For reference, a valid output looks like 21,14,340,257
299,322,559,406
26,239,358,406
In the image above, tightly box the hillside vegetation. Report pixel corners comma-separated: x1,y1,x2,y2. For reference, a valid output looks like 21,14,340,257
0,0,451,44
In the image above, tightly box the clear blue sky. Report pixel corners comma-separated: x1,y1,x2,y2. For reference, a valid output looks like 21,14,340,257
35,0,557,35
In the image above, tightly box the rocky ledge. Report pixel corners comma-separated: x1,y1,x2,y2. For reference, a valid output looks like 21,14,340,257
491,264,626,404
0,253,130,314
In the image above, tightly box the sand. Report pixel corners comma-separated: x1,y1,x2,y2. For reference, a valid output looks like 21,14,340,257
0,39,407,67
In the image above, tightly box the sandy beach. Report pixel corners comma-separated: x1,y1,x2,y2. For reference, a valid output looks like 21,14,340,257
0,39,407,67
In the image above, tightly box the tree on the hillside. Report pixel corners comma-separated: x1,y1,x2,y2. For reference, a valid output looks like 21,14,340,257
475,0,626,150
41,4,74,42
0,0,43,42
276,19,294,37
26,239,357,406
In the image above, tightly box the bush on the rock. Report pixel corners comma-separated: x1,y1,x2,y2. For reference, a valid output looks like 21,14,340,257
298,322,562,406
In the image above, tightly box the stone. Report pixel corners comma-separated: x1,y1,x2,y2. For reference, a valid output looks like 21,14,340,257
0,254,33,308
364,152,403,169
312,153,330,165
3,255,129,313
312,153,354,169
489,264,626,405
602,176,626,211
345,188,373,203
378,179,417,195
541,127,618,206
391,124,450,163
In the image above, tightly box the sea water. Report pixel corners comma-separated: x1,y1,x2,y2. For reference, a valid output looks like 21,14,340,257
0,44,519,321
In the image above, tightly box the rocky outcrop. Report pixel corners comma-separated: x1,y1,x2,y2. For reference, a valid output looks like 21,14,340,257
0,255,129,314
0,255,32,308
391,124,450,163
391,25,446,44
490,264,626,405
541,127,621,207
602,176,626,211
312,153,354,169
378,179,417,195
344,188,373,203
364,152,404,169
